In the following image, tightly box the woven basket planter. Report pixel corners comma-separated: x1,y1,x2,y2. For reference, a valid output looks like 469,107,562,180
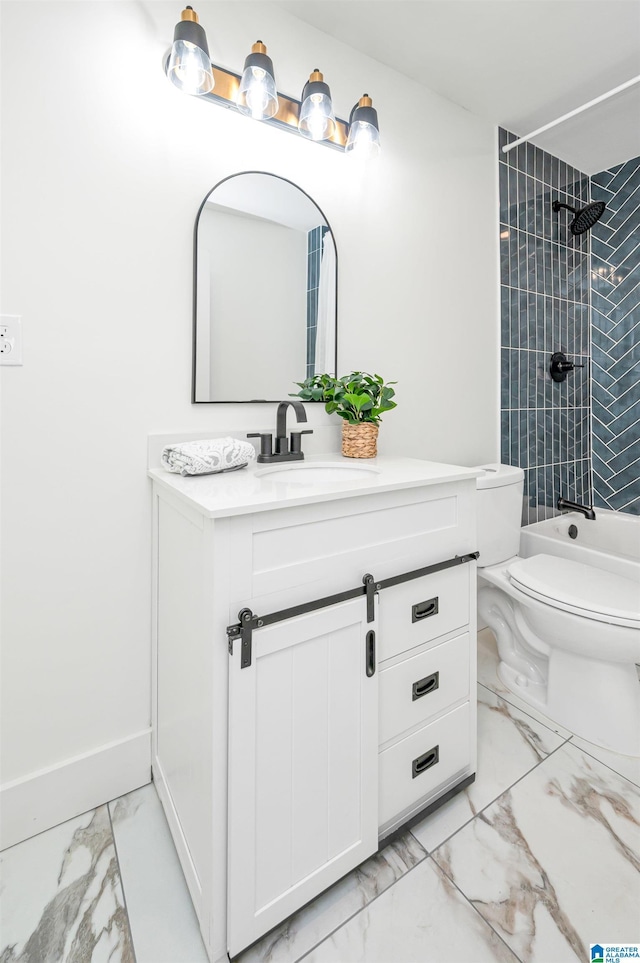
342,422,379,458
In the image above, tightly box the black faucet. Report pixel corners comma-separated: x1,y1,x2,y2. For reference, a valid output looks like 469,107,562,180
248,400,313,463
557,497,596,521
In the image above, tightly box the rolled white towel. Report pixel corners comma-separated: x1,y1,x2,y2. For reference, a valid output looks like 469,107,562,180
161,437,256,476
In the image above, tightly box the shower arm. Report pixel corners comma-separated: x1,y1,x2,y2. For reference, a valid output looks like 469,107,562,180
552,201,577,214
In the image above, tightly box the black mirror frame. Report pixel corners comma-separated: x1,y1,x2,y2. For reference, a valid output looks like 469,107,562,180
192,171,338,404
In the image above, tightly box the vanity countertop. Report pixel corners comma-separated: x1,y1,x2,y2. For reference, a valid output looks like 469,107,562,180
148,453,481,519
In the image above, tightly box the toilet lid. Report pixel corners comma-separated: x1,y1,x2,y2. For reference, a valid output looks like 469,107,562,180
507,554,640,627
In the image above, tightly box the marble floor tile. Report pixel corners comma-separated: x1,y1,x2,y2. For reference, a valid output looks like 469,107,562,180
568,735,640,789
109,783,209,963
0,806,133,963
303,857,519,962
477,628,573,737
411,682,568,852
434,741,640,963
236,832,426,963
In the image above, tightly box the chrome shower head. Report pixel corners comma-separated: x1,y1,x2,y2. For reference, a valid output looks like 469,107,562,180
552,199,606,235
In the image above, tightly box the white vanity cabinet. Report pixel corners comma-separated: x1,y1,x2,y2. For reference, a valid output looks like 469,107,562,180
150,457,478,962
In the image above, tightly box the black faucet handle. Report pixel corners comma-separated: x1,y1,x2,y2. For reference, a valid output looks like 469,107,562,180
550,352,585,382
290,429,313,455
247,432,273,458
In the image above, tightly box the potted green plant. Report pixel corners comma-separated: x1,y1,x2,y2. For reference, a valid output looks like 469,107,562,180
292,371,397,458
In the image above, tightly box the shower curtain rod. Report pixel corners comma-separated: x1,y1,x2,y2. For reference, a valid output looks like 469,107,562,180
501,75,640,153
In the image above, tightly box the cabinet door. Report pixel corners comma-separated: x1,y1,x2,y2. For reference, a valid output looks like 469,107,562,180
227,598,378,957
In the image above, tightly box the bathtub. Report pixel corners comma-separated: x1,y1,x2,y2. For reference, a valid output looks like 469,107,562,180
519,508,640,583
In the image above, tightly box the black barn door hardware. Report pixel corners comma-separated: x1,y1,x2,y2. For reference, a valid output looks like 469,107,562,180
227,551,479,667
365,631,376,677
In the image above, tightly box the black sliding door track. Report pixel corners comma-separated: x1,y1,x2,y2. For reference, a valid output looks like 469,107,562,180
227,551,479,668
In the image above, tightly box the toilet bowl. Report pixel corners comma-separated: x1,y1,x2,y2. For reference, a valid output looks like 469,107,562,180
475,464,640,757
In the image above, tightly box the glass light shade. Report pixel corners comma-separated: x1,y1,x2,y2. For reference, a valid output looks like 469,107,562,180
237,47,278,120
166,9,214,95
299,74,336,141
167,39,214,95
345,120,381,158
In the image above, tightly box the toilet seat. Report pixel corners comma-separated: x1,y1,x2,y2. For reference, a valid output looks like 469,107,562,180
507,554,640,629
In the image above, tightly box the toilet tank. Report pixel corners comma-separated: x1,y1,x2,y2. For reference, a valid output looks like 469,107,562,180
474,464,524,566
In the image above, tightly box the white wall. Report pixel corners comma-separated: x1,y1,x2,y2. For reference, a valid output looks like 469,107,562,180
0,1,498,838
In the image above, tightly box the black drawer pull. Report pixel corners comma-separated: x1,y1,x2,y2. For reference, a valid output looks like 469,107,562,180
412,745,440,778
412,597,439,622
365,630,376,677
412,671,440,701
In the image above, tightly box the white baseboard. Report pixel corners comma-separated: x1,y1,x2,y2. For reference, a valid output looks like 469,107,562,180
0,729,151,850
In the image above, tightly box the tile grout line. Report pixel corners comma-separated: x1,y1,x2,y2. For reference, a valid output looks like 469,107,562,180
413,735,572,861
476,678,640,789
107,800,138,963
424,715,640,959
293,846,430,963
429,855,525,963
0,805,102,855
476,680,570,739
561,737,640,790
500,282,592,305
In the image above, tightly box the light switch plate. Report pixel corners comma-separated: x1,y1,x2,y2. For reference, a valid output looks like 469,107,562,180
0,315,22,365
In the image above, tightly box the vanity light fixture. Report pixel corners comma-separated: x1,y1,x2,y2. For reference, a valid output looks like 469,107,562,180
163,7,380,153
345,94,380,158
236,41,279,120
167,6,214,95
298,70,336,141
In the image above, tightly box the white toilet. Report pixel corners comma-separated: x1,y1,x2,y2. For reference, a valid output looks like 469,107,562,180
475,464,640,757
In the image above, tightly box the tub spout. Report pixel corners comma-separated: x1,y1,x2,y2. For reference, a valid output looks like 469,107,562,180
557,497,596,521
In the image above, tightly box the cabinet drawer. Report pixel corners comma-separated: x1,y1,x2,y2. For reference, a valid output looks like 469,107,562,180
378,565,469,663
379,633,469,746
379,702,471,829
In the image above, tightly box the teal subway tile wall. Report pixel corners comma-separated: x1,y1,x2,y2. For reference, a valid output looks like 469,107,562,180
498,129,592,523
306,225,328,378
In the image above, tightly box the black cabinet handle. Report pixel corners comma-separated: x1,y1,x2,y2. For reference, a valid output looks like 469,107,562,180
412,745,440,778
366,630,376,677
412,671,439,701
412,597,439,622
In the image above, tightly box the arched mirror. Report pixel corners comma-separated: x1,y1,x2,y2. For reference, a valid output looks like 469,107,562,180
193,172,337,402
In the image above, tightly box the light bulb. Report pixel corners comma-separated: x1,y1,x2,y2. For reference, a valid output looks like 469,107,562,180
307,94,329,139
347,121,380,158
245,68,270,119
299,70,336,141
237,42,278,120
346,95,381,158
168,40,214,95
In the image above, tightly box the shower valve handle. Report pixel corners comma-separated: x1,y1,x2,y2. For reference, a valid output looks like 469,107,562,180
550,352,584,383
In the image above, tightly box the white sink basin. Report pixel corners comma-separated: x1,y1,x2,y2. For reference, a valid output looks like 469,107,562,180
256,463,380,484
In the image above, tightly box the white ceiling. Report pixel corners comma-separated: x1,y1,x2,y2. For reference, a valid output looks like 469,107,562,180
277,0,640,173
